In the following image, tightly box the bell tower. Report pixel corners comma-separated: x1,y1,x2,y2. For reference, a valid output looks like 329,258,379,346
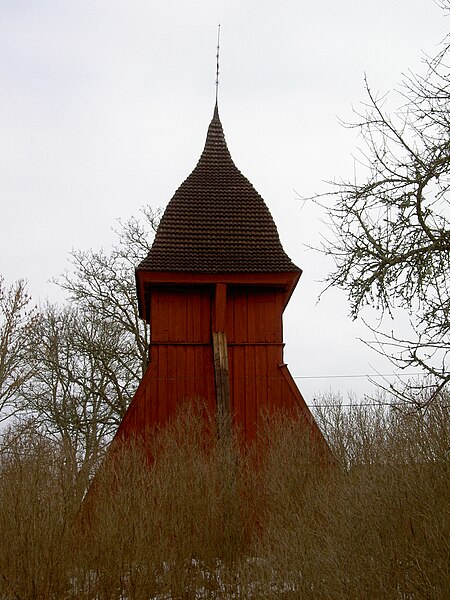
113,104,326,447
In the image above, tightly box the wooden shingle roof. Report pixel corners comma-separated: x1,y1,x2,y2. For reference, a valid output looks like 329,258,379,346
137,105,300,273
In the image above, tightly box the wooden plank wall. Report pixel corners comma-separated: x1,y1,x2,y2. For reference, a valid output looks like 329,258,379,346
226,285,300,441
115,282,315,445
115,286,215,439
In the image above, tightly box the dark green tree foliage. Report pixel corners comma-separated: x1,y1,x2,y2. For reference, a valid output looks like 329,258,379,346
317,21,450,405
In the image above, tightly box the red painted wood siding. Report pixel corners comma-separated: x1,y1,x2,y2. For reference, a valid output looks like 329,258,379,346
116,286,215,439
226,286,283,344
115,281,324,447
225,286,300,440
150,286,212,343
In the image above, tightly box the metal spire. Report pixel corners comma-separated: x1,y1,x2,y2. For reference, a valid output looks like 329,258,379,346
215,23,221,105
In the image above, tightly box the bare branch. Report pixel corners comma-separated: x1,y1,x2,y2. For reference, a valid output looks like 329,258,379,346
309,20,450,405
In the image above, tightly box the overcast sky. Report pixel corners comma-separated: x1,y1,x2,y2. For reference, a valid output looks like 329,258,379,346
1,0,448,403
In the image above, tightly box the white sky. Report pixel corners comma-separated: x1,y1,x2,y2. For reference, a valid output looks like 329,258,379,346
1,0,448,403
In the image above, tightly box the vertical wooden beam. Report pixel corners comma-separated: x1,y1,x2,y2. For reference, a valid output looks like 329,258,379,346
213,282,227,332
212,283,231,435
213,331,230,417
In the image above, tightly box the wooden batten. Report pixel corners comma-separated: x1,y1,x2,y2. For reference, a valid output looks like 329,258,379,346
212,283,231,434
212,331,231,434
213,282,227,331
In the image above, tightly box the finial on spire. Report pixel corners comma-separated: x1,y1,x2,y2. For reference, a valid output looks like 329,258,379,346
215,23,221,105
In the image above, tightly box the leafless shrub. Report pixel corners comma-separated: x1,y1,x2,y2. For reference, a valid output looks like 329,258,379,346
0,397,448,599
0,432,77,599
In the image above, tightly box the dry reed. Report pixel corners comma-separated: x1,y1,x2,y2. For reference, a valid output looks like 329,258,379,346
0,398,448,599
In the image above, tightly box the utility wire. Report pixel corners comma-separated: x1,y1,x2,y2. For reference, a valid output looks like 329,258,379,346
293,373,419,380
309,401,397,408
136,373,421,382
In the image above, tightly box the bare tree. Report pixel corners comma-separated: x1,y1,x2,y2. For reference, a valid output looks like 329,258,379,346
314,19,450,406
13,207,161,493
19,302,141,497
56,206,161,375
0,278,36,422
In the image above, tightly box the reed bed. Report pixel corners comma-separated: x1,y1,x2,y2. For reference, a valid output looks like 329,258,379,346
0,399,448,599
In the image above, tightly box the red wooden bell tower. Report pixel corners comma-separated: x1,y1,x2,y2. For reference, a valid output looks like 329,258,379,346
115,104,326,446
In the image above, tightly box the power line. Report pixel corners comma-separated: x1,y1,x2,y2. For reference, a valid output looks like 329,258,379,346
293,373,419,381
121,373,421,383
309,401,395,408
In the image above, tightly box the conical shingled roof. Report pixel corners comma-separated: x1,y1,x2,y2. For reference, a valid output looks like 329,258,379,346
137,105,300,273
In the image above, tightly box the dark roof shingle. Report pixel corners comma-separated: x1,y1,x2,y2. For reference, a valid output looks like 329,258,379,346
138,105,300,273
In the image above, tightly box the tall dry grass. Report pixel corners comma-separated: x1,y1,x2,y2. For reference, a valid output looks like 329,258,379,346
253,399,449,599
0,398,448,599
